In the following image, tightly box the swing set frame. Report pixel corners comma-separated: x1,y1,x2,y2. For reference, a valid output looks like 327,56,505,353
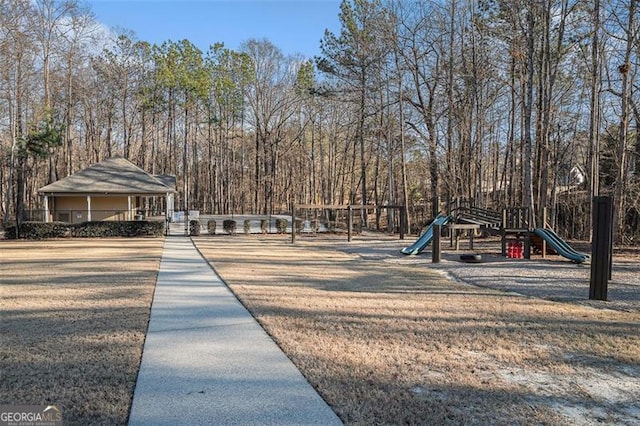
290,203,407,243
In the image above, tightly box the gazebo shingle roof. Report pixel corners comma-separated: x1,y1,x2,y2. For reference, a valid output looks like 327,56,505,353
38,157,176,195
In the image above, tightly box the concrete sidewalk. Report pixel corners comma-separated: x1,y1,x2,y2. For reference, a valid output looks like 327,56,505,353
128,237,342,426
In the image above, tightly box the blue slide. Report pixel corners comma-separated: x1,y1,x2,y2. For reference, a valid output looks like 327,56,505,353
401,214,451,255
533,228,589,264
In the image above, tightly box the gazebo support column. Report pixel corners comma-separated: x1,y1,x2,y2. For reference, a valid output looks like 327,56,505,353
87,196,92,222
165,193,170,222
166,192,174,220
43,196,49,223
128,196,132,220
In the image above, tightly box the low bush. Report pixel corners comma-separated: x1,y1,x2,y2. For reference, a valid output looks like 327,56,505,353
189,220,201,236
260,219,268,234
73,221,164,237
243,219,251,235
5,220,164,240
295,219,304,234
275,218,288,234
223,219,236,235
207,219,217,235
5,222,70,239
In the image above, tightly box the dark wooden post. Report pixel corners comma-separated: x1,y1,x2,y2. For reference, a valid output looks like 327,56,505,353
501,208,507,257
524,230,531,259
432,224,441,263
590,196,613,301
291,203,296,244
399,206,406,240
524,206,531,259
541,207,547,259
432,196,441,218
347,205,353,242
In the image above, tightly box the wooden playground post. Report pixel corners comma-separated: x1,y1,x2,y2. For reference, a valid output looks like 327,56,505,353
501,209,507,256
523,229,531,259
590,196,613,301
432,196,441,218
541,208,547,259
432,224,441,263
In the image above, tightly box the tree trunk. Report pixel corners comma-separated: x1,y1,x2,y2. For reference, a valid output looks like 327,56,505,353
359,71,367,225
588,0,602,241
523,7,536,227
614,0,635,243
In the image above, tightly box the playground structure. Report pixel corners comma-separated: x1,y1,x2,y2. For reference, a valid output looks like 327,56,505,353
400,214,451,255
404,196,615,302
532,228,589,263
402,200,589,264
500,207,532,260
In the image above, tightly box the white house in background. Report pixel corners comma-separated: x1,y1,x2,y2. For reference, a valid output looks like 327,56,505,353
38,157,176,223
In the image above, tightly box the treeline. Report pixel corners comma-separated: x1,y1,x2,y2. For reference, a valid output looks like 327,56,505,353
1,0,639,242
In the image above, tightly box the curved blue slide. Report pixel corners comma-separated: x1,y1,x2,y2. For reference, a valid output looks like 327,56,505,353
401,214,451,255
533,228,589,264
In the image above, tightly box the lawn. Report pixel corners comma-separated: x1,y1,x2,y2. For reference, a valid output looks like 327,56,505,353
0,238,164,424
194,235,640,425
2,235,638,425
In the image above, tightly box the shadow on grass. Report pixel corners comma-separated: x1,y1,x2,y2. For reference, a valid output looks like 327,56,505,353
193,238,640,425
1,303,154,425
0,240,163,426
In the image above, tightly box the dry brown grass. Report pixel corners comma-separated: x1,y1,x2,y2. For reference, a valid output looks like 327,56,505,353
2,234,637,425
194,235,640,425
0,238,164,425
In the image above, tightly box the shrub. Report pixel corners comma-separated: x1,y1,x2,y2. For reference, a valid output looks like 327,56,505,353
243,219,251,235
189,220,200,236
5,221,165,239
207,219,217,235
294,219,303,234
5,222,70,239
275,218,288,234
260,219,268,234
223,219,236,235
72,221,165,237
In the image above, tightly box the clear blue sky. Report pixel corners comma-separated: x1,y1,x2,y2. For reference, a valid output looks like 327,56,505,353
87,0,342,58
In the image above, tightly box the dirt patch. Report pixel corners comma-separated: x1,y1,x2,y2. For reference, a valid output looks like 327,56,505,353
0,238,164,425
194,234,640,425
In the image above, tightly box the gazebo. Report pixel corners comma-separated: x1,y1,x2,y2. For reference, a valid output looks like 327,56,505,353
38,157,176,223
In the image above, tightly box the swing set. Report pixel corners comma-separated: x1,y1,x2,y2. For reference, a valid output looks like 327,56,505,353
290,204,407,243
